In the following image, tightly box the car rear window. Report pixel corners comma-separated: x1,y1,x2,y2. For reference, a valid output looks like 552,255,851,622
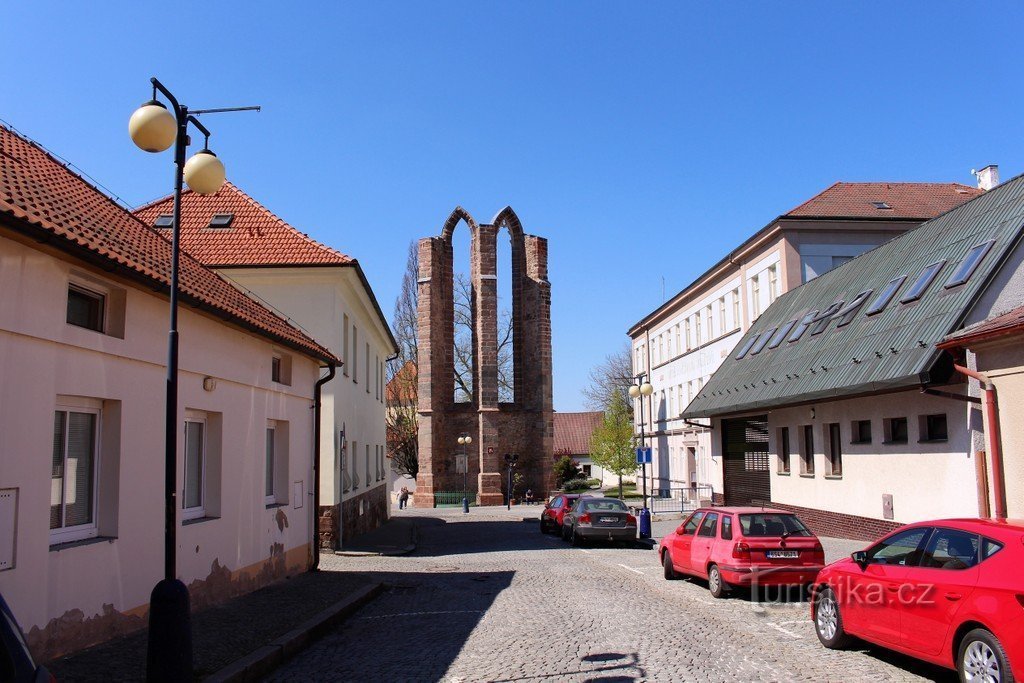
583,499,628,512
738,513,812,537
983,538,1003,559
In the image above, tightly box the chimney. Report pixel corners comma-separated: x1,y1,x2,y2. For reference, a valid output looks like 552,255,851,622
974,165,1000,191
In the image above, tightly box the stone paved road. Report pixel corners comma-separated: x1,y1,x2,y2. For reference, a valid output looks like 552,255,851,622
267,506,955,683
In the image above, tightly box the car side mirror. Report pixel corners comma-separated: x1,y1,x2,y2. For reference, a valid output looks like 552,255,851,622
851,550,868,568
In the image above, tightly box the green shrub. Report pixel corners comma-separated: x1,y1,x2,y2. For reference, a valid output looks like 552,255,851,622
585,478,601,488
562,478,590,492
553,455,583,488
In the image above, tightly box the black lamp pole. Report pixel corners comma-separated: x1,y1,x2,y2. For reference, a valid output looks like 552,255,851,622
504,453,518,510
139,78,258,682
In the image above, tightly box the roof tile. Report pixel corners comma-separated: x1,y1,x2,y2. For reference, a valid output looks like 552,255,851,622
554,412,604,455
786,182,984,219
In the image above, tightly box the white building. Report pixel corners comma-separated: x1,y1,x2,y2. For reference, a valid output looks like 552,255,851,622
0,125,338,659
135,183,398,547
682,171,1023,540
627,181,983,500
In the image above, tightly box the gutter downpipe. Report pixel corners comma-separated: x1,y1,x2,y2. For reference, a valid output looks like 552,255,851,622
953,362,1006,518
312,362,337,571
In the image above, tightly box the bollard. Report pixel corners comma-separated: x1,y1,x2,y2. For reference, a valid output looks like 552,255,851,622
639,508,652,539
462,496,469,514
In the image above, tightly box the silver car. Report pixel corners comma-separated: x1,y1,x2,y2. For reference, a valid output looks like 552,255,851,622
561,497,637,546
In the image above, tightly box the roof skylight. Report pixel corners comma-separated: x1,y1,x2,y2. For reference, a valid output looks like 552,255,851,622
208,213,234,229
735,334,760,360
153,214,173,228
945,240,995,288
871,201,892,210
865,276,906,315
900,261,945,304
750,327,777,355
768,320,798,349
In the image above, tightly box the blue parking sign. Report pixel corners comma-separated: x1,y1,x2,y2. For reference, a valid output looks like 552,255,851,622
635,447,651,464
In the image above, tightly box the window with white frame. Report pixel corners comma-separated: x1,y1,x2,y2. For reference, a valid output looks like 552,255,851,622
685,318,692,350
732,288,741,329
265,424,277,505
183,417,206,520
365,444,371,483
768,265,778,304
66,284,106,333
342,315,350,376
668,387,675,418
666,332,673,359
658,335,665,364
694,313,702,346
365,342,371,392
674,324,681,353
351,440,359,489
352,326,359,384
51,402,100,543
705,305,713,340
751,276,761,318
718,297,726,335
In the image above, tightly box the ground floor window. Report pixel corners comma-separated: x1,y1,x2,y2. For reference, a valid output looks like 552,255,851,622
826,423,843,477
800,425,815,475
265,425,276,504
51,405,99,543
777,427,791,474
183,417,206,519
920,413,948,442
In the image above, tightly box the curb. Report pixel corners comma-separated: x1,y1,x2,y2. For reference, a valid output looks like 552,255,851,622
205,582,383,682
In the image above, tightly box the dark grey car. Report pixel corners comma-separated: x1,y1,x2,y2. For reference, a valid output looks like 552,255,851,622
561,497,637,546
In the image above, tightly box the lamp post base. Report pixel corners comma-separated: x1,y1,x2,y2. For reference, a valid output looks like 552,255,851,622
145,578,193,682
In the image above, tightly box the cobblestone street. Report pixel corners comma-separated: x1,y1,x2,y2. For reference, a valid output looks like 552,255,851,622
268,506,955,683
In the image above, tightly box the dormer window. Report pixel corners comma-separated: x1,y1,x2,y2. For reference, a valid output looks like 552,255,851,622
153,214,174,228
208,213,234,229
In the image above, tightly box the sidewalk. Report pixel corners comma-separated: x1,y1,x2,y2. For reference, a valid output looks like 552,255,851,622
335,514,418,556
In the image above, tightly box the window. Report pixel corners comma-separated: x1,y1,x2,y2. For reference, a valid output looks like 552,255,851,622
685,319,692,350
884,417,908,444
751,277,761,318
375,355,381,400
739,513,812,537
800,425,815,475
768,320,797,349
694,313,702,346
679,512,704,535
265,426,276,504
153,214,174,228
183,418,206,520
365,444,371,485
271,356,282,383
834,290,873,327
50,406,99,543
67,284,105,332
865,527,929,565
920,414,948,442
787,310,819,343
342,315,350,376
352,327,358,383
659,335,665,363
865,277,906,316
674,324,681,353
208,213,234,229
852,420,872,444
826,423,842,477
720,515,733,540
749,327,776,355
270,353,291,385
871,201,892,210
718,298,727,335
945,240,995,288
809,301,844,336
705,305,713,339
668,387,675,418
666,333,673,359
697,512,719,537
732,289,741,330
777,427,791,474
365,342,371,392
767,265,778,304
351,440,359,489
900,261,946,304
734,334,760,360
919,528,980,570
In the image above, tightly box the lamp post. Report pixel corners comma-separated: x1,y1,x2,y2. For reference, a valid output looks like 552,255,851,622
457,433,472,514
504,453,519,510
129,77,258,682
628,375,654,539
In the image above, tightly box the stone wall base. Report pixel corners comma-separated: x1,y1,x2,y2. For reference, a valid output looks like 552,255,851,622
768,501,901,542
341,485,389,544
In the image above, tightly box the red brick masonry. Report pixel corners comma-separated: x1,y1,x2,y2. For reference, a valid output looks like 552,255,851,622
768,501,901,543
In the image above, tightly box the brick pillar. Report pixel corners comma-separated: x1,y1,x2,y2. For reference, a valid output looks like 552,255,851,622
526,234,555,495
474,224,503,503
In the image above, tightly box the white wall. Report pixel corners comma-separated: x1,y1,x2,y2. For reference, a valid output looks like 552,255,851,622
0,235,319,656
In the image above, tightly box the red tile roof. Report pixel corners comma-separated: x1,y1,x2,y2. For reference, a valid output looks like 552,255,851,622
941,305,1024,348
385,361,417,403
786,182,983,219
133,183,352,267
0,124,337,364
553,412,605,456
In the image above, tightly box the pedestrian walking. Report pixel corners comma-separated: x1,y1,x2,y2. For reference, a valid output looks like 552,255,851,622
399,486,410,509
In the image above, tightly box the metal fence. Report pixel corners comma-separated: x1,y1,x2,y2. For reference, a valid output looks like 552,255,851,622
647,485,714,515
433,491,477,507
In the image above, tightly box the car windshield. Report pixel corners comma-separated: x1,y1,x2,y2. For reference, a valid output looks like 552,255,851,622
582,499,628,512
738,513,812,537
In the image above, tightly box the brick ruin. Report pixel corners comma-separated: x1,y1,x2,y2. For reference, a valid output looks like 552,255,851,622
413,206,553,506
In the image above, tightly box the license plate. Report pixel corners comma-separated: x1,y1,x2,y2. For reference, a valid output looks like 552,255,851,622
766,550,799,559
600,517,618,523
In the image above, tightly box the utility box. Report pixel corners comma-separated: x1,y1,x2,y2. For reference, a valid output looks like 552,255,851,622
882,493,894,520
0,489,17,571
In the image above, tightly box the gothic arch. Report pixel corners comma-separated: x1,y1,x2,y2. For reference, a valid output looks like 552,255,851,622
440,206,479,242
490,205,524,240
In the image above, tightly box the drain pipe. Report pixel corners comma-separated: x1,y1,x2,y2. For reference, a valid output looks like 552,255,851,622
312,362,337,571
953,362,1006,518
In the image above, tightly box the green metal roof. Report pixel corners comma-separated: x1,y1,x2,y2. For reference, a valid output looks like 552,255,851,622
682,174,1024,419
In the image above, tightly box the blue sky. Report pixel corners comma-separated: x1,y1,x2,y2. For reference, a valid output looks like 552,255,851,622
6,3,1023,411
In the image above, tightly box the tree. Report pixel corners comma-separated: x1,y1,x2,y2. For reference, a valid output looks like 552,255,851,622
589,390,637,499
387,243,420,478
553,453,582,488
581,343,633,411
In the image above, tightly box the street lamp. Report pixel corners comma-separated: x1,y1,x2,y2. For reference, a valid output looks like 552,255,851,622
628,376,654,539
457,433,472,514
504,453,519,510
130,77,258,682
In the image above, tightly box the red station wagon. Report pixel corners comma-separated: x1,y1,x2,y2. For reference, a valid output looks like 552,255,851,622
659,507,825,598
812,518,1024,682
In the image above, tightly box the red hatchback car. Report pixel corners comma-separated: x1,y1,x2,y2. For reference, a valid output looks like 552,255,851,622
811,518,1024,682
539,493,588,534
659,507,825,598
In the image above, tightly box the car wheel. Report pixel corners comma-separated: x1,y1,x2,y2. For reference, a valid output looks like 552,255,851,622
958,628,1013,683
707,564,729,598
561,523,570,542
571,527,585,547
663,550,677,580
814,586,853,649
539,518,548,534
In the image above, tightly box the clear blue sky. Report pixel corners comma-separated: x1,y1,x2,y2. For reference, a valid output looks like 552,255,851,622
6,3,1023,411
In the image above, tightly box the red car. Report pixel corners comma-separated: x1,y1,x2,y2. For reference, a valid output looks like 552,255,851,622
811,518,1024,682
659,507,825,598
539,493,588,534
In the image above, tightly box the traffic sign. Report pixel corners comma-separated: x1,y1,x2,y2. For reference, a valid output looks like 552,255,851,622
635,447,652,464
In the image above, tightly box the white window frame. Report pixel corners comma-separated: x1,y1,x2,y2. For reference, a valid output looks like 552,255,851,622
50,399,102,545
183,415,207,520
66,280,108,334
732,288,741,330
768,265,779,304
265,422,277,505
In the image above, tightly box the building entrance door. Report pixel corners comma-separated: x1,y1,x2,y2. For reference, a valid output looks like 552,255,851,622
721,416,770,506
